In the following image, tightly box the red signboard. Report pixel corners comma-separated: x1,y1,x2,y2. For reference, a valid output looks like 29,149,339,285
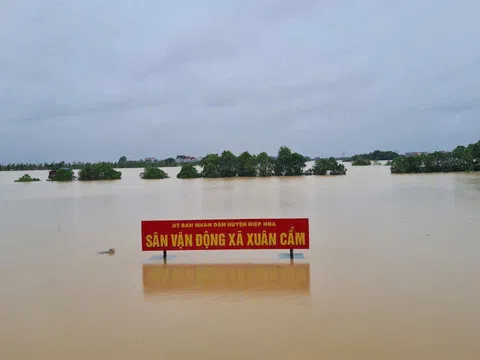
141,218,309,251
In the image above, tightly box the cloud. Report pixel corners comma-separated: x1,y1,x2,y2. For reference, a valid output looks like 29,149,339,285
1,0,479,163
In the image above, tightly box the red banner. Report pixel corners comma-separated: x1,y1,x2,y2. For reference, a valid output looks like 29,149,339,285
141,218,309,251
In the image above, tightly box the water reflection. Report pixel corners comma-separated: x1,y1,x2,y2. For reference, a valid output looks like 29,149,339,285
142,263,310,297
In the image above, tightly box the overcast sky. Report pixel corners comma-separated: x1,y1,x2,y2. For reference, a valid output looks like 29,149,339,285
1,0,479,163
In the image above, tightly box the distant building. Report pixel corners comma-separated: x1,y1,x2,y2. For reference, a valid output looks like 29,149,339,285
48,167,71,180
144,157,156,161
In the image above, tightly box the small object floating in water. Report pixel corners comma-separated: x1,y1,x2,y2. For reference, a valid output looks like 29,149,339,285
98,248,115,255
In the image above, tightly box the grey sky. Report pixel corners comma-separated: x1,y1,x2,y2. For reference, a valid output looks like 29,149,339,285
1,0,479,163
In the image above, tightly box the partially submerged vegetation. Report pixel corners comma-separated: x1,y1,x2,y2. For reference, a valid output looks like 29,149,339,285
0,156,198,172
177,163,201,179
352,158,372,166
14,174,41,182
177,146,346,179
348,150,400,162
78,163,121,181
48,168,75,181
305,158,347,176
140,167,169,179
200,147,304,178
10,141,478,182
391,140,480,174
7,146,347,182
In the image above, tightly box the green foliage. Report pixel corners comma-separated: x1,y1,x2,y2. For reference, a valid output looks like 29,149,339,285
472,142,480,159
49,168,74,181
350,150,399,162
200,153,221,178
235,151,257,177
391,155,423,173
274,146,307,176
14,174,41,182
78,163,122,181
219,151,237,177
177,163,201,179
141,167,169,179
305,157,347,176
274,146,291,176
115,156,197,169
391,140,480,174
385,160,392,166
330,163,348,175
352,158,372,166
196,146,307,178
256,152,275,177
0,155,199,172
118,156,127,166
164,157,176,165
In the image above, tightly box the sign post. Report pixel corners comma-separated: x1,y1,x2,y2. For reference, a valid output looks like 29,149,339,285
141,217,309,260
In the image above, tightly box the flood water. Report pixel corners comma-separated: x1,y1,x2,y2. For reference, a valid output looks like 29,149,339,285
1,163,479,359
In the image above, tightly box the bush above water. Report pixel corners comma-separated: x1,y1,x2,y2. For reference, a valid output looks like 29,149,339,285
78,163,121,181
305,157,347,176
177,163,201,179
352,158,372,166
390,140,480,174
196,146,346,179
140,167,169,179
49,168,75,181
14,174,41,182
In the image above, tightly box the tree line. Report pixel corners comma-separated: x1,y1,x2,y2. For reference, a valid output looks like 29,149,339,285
0,156,198,172
346,150,400,162
390,140,480,174
12,141,479,182
177,146,346,179
14,163,122,182
13,146,347,182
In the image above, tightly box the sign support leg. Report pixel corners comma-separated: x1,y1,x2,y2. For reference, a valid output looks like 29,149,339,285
163,250,167,261
289,249,294,260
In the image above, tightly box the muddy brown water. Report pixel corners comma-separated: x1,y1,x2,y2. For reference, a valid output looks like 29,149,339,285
1,164,479,359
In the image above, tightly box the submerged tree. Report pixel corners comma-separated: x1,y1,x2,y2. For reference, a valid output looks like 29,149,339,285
140,167,169,179
200,153,221,178
78,163,122,181
352,158,371,166
117,156,127,167
177,163,201,179
306,158,347,176
219,150,237,178
350,150,400,161
390,140,480,174
235,151,257,177
274,146,307,176
256,152,275,177
14,174,41,182
49,168,75,181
